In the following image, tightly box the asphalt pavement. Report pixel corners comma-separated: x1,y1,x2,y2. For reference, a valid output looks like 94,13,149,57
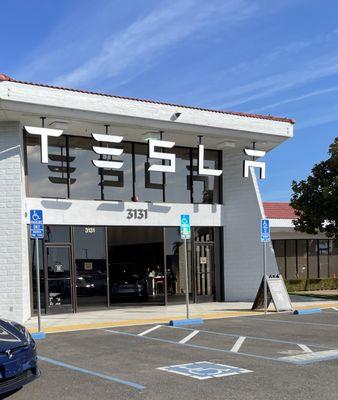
6,308,338,400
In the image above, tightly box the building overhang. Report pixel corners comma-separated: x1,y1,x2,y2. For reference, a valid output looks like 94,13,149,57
0,79,294,151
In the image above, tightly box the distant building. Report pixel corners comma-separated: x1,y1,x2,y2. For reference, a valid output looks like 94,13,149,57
264,202,338,280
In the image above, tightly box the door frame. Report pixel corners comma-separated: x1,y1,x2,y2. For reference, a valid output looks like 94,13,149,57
44,243,75,314
193,241,216,303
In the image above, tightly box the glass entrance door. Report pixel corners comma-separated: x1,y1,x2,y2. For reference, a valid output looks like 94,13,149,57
195,244,214,302
44,245,74,313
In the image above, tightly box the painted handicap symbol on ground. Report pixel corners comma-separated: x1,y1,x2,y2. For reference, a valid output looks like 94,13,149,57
158,361,252,380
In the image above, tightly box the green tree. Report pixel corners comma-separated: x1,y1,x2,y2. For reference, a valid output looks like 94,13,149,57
290,137,338,239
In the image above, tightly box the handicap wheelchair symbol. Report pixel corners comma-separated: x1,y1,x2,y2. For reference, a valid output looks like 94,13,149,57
30,209,43,223
158,361,252,380
31,211,40,221
186,366,229,377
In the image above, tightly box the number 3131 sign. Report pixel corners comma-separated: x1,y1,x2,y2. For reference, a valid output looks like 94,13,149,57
126,209,148,220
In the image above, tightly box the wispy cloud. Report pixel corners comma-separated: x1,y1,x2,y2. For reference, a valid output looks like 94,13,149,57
177,27,338,110
54,0,258,88
252,85,338,112
217,53,338,109
17,0,260,89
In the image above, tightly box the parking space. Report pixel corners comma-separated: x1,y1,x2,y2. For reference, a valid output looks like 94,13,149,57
7,308,338,400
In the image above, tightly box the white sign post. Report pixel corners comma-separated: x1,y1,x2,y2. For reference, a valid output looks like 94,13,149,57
261,219,270,315
180,214,191,320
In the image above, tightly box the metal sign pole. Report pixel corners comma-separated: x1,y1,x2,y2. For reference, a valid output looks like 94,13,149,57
35,238,42,332
263,241,267,315
184,238,190,320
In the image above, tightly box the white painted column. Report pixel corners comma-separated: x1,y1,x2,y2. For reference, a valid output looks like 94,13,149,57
0,121,30,322
222,149,279,301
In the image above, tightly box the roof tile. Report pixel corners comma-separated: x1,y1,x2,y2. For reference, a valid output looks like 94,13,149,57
263,202,298,219
0,72,295,125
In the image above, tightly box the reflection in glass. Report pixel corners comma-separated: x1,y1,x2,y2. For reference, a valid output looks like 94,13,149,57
297,240,308,279
25,133,223,205
68,137,101,200
273,240,286,278
31,239,45,312
102,142,133,201
46,247,71,278
330,241,338,278
108,227,164,304
25,133,68,198
74,227,107,308
134,143,163,202
285,240,297,279
44,226,70,243
308,239,318,278
165,227,192,303
192,149,220,203
165,147,191,203
45,246,72,310
318,239,329,278
195,244,213,297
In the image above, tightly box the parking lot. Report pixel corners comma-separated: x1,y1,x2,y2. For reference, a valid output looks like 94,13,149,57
7,308,338,400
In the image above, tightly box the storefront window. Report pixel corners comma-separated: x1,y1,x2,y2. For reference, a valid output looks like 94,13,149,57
285,240,297,279
134,143,163,202
68,137,101,200
330,241,338,278
165,147,191,203
191,149,220,203
44,226,70,243
25,133,68,198
102,142,133,201
25,132,222,205
297,240,308,279
73,226,108,308
31,239,45,312
308,239,318,278
165,227,192,303
107,227,164,304
318,239,329,278
273,240,286,278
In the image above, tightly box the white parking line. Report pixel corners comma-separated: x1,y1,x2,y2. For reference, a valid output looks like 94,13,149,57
230,336,246,353
279,349,338,364
179,330,199,344
332,307,338,311
298,344,312,353
138,325,162,336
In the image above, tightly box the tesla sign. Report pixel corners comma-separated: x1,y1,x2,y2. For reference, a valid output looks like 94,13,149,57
24,126,266,179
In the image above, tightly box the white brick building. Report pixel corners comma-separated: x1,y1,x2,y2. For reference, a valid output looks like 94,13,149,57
0,73,294,323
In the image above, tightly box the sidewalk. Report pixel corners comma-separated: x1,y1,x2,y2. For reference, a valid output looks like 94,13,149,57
25,296,338,334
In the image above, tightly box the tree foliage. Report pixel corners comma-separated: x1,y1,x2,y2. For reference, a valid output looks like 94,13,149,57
290,137,338,239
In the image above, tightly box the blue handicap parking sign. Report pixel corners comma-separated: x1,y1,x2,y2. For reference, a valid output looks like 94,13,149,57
158,361,252,380
30,209,43,224
180,214,191,239
261,219,270,242
30,209,44,239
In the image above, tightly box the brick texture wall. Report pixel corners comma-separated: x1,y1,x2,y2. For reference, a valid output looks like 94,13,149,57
0,121,30,322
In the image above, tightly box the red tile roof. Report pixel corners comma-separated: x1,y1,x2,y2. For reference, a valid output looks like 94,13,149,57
0,73,295,125
263,202,298,219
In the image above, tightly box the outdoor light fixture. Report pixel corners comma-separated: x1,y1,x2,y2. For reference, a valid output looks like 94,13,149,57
170,112,182,121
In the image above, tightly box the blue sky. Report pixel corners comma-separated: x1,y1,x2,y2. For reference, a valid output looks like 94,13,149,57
1,0,337,201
